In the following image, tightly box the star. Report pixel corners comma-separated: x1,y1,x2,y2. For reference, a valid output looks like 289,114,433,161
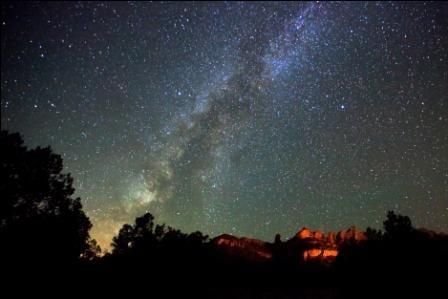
1,2,446,251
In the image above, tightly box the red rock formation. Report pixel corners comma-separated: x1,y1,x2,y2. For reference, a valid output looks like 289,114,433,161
303,248,338,261
336,231,346,244
296,228,325,240
337,226,366,244
292,226,367,261
296,227,313,239
327,232,336,245
212,226,367,263
212,234,272,261
313,230,324,240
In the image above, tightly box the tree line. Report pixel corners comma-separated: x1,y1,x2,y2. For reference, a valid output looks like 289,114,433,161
1,130,446,298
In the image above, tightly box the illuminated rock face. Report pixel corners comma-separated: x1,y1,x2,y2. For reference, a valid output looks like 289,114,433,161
296,228,325,240
303,248,338,261
212,234,272,261
327,232,336,245
296,227,365,245
296,228,313,239
214,234,240,247
334,226,366,244
294,226,366,261
313,230,324,240
212,226,366,263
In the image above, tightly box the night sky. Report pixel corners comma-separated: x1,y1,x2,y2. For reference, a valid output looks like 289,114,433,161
2,2,447,250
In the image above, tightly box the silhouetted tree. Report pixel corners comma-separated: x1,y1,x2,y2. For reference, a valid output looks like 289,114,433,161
274,233,281,244
335,210,448,298
365,227,383,241
0,130,94,265
111,212,208,258
111,223,136,255
82,239,102,261
383,210,414,240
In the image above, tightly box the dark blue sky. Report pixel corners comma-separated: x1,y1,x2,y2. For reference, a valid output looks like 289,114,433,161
2,2,447,249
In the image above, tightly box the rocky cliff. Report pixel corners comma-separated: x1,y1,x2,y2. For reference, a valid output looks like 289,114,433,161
295,226,366,244
212,226,367,263
211,234,272,261
291,226,367,261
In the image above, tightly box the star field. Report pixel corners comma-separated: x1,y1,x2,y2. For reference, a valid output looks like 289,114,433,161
1,2,447,249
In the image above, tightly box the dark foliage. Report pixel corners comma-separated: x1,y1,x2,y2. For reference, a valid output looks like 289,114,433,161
1,130,446,298
110,211,209,262
335,211,448,298
0,130,95,267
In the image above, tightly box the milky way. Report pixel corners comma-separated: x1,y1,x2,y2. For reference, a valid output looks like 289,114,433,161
2,2,447,249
